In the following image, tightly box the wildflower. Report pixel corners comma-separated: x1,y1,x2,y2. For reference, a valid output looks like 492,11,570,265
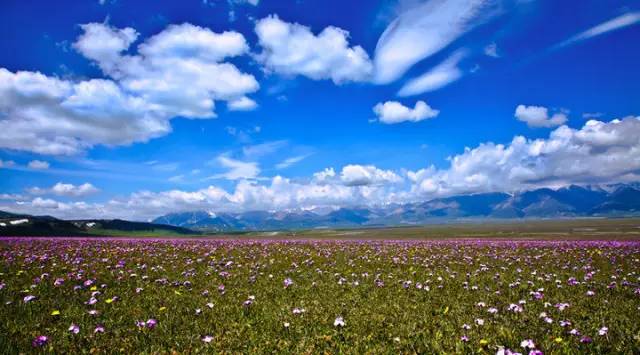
32,335,48,347
201,335,213,343
598,327,608,336
284,322,290,328
460,335,469,342
580,336,592,343
554,337,563,343
50,310,60,316
292,307,305,315
94,325,105,333
146,319,157,329
488,307,499,314
195,308,202,315
88,309,99,316
569,329,580,336
462,323,471,330
23,295,36,303
334,316,345,327
520,339,535,349
68,324,80,334
283,278,294,288
479,339,488,346
394,337,401,342
206,302,214,309
475,318,485,326
586,290,595,296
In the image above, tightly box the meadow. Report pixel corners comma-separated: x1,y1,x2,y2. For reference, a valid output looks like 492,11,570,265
1,237,639,354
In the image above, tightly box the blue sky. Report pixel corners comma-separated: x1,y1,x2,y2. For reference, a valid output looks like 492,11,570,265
1,0,639,220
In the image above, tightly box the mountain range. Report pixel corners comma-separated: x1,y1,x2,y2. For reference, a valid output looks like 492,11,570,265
152,183,640,231
0,211,196,236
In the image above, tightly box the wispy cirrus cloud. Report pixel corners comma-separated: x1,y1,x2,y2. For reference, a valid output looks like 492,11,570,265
555,12,640,49
397,50,466,96
373,0,501,84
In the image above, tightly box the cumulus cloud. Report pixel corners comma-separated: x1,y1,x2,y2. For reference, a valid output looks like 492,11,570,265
556,12,640,49
398,50,466,96
515,105,568,128
27,160,50,170
408,116,640,196
28,182,99,197
255,15,373,84
373,100,439,124
0,23,258,155
373,0,499,84
227,96,258,111
340,164,403,186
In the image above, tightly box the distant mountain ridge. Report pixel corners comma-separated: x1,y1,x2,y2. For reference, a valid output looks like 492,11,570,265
0,211,197,236
153,183,640,231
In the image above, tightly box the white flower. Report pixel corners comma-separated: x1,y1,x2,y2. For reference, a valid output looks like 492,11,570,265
334,316,345,327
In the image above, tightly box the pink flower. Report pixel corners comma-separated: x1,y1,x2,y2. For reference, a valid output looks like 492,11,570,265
94,325,105,333
599,327,608,336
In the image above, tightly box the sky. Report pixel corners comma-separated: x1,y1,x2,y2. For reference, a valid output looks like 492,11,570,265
0,0,639,221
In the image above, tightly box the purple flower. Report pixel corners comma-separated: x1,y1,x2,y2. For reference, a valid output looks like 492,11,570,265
32,335,48,347
146,318,157,329
94,325,105,333
598,327,608,336
580,336,592,343
23,295,36,303
460,335,469,342
283,278,294,288
68,324,80,334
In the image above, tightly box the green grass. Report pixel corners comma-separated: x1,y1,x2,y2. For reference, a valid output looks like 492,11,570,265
1,237,639,353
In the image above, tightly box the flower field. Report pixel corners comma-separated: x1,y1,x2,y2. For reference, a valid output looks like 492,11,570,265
1,237,639,354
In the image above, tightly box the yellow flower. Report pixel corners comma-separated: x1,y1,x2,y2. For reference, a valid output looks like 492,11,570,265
554,337,563,343
90,285,98,291
174,290,182,296
479,339,488,346
159,306,167,312
443,306,449,315
51,310,60,316
105,298,113,304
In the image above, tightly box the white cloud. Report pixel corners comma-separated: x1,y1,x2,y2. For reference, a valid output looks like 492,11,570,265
484,42,499,57
28,182,99,198
255,15,373,84
0,22,259,156
206,155,260,180
397,50,465,96
275,155,308,169
373,100,439,124
556,12,640,49
227,96,258,111
408,116,640,196
340,164,403,186
28,160,50,170
515,105,568,128
373,0,500,84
